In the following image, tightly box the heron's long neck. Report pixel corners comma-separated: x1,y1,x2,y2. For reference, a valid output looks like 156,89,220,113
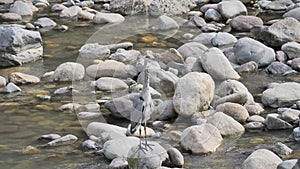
142,70,150,92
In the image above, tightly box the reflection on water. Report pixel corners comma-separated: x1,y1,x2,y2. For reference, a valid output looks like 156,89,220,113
0,14,299,169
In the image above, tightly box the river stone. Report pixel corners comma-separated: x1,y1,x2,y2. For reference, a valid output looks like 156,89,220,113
200,47,240,81
46,134,78,146
245,102,264,115
51,4,67,12
8,72,40,85
216,102,249,123
34,17,57,28
177,42,208,59
77,10,95,21
1,82,21,93
264,114,293,130
103,137,139,160
180,124,223,154
127,141,168,169
53,62,85,81
271,142,293,158
217,0,247,19
278,159,298,169
60,103,82,112
0,0,13,4
262,82,300,108
77,112,102,120
192,32,216,47
173,72,214,116
207,112,245,136
264,0,294,11
242,149,282,169
283,7,300,21
265,62,294,75
251,17,300,47
247,115,265,123
211,32,237,48
235,61,258,74
0,76,6,88
96,77,128,91
204,8,222,22
60,6,82,18
158,48,184,64
109,157,128,169
40,134,61,140
234,37,275,67
167,147,184,167
291,58,300,71
156,100,177,120
93,12,125,24
0,25,43,68
181,57,203,75
293,127,300,141
281,42,300,59
109,49,141,64
189,15,206,27
86,122,127,140
157,15,179,30
9,1,33,16
78,43,110,62
82,139,100,151
244,122,265,132
86,60,136,79
1,13,22,22
278,108,300,123
230,15,263,32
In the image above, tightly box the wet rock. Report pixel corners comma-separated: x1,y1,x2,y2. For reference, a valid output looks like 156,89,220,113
46,134,78,146
8,72,40,85
264,0,294,11
230,15,263,32
212,33,237,49
216,102,249,123
93,12,125,24
207,112,245,136
234,37,275,67
235,61,258,74
53,86,73,95
9,1,33,16
40,134,61,140
53,62,85,81
96,77,128,91
103,137,139,160
78,43,110,63
177,42,208,59
192,32,216,47
200,47,240,80
180,124,223,154
82,139,100,150
217,0,247,19
262,82,300,108
291,58,300,71
51,3,67,12
204,8,222,22
86,122,127,140
242,149,282,169
271,142,293,158
265,62,295,75
1,13,22,22
109,49,141,64
77,112,102,120
283,7,300,21
0,76,6,88
2,82,21,93
167,147,184,167
60,6,82,18
157,15,179,30
34,17,56,29
244,122,265,132
106,42,133,52
173,72,214,116
277,159,298,169
126,125,155,137
60,103,82,111
0,25,42,68
251,17,300,47
86,60,136,79
156,100,177,120
109,157,128,169
281,42,300,59
264,114,293,130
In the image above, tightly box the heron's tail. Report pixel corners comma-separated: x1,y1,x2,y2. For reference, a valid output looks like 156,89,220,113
130,121,139,134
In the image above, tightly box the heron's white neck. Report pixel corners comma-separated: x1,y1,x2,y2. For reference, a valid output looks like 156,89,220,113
142,69,150,92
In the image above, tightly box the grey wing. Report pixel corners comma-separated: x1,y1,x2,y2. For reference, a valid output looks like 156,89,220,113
130,95,144,134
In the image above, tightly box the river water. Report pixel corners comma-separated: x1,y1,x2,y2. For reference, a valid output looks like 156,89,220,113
0,8,299,169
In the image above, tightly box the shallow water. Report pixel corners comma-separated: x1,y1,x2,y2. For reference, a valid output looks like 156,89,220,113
0,10,300,169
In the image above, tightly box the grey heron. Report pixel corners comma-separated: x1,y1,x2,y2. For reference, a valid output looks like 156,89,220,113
130,59,154,151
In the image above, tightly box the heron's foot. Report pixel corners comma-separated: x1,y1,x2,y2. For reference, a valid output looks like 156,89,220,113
142,142,154,151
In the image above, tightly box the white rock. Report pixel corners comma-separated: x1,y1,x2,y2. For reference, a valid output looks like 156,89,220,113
86,122,127,140
53,62,85,81
157,15,179,30
96,77,128,91
93,12,125,24
242,149,282,169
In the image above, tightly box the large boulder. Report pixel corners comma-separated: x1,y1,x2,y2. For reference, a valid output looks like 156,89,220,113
251,17,300,47
262,82,300,108
207,112,245,136
96,77,128,91
0,25,43,68
200,47,240,81
173,72,215,116
216,102,249,123
86,122,127,140
53,62,85,81
230,15,263,32
180,124,223,154
234,37,275,67
217,0,247,19
242,149,282,169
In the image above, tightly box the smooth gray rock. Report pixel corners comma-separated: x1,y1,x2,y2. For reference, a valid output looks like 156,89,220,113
271,142,293,158
235,61,258,74
251,17,300,47
51,4,67,12
180,124,223,154
264,0,294,11
34,17,57,29
265,62,295,75
278,108,300,123
230,15,263,32
167,147,184,167
217,0,247,19
181,57,203,75
244,122,265,132
2,82,21,93
247,115,265,123
201,23,223,32
96,77,128,91
93,12,125,24
109,49,141,64
242,149,282,169
200,47,240,80
158,48,184,64
0,76,6,88
109,157,128,169
211,32,237,48
78,43,110,63
0,0,13,4
207,112,245,136
234,37,275,67
245,102,264,115
82,139,101,150
40,134,61,140
77,112,102,120
60,6,82,18
189,15,206,27
192,32,216,47
283,7,300,21
177,42,208,59
46,134,78,146
8,72,40,85
277,159,298,169
156,100,177,120
262,82,300,108
86,122,127,140
0,25,43,68
281,42,300,59
9,1,33,16
78,10,95,21
264,114,293,130
293,127,300,142
291,58,300,71
173,72,215,116
1,13,22,22
157,15,179,30
204,8,222,22
216,102,249,123
53,62,85,81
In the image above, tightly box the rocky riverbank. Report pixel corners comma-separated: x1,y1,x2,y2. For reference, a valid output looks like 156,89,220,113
1,0,300,168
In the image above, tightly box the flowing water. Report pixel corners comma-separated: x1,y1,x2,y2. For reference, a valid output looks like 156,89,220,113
0,9,300,169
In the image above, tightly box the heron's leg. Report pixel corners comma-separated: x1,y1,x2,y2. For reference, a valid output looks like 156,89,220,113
142,122,154,151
